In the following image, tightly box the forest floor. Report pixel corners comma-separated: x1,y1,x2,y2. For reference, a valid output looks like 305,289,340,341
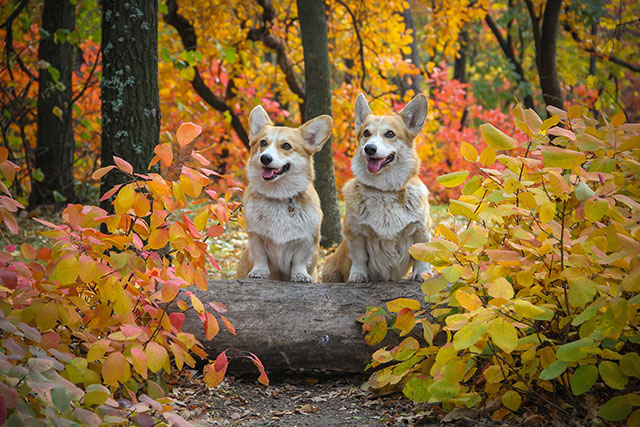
169,371,509,426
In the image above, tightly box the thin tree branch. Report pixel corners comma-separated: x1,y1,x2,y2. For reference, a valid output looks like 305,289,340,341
335,0,367,91
563,22,640,72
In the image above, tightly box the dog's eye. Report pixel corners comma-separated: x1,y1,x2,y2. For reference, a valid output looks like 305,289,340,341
260,140,268,147
363,129,371,137
384,130,395,138
281,142,292,150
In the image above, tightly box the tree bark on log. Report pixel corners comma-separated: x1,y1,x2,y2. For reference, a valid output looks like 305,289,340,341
178,279,426,375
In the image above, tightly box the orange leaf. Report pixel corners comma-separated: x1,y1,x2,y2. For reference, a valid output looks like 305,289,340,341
154,143,173,167
160,280,179,302
191,151,210,166
148,228,169,250
0,147,7,163
130,347,148,379
220,314,236,335
205,311,220,340
394,307,415,332
207,225,224,238
176,122,202,147
91,165,116,180
102,351,129,385
113,156,134,175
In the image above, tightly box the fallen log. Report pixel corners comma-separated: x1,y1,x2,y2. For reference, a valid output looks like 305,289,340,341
178,279,426,375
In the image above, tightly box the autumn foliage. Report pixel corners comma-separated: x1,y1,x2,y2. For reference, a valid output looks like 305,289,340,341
360,107,640,423
0,124,266,425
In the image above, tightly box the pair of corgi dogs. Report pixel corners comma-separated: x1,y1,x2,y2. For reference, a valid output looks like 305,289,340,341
236,93,432,283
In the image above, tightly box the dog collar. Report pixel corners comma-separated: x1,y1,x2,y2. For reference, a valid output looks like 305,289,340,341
288,198,295,217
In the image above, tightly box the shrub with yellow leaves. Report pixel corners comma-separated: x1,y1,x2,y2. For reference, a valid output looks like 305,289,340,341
359,106,640,424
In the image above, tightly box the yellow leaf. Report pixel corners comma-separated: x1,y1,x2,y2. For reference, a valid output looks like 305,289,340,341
386,298,421,313
489,318,518,354
479,123,518,150
54,255,79,285
455,290,482,311
513,299,545,319
502,390,521,411
610,112,625,128
542,147,585,168
479,146,496,166
146,342,168,373
36,302,59,332
488,278,514,300
449,200,480,221
102,352,129,385
114,184,135,214
436,171,469,188
539,202,556,223
460,142,478,162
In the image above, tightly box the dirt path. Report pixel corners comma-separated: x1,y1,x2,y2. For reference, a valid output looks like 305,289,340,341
169,373,501,426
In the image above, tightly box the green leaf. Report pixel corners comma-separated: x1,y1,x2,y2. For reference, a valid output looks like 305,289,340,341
159,2,168,14
620,353,640,378
52,190,66,202
479,123,518,150
402,375,431,403
82,384,110,406
571,364,598,395
598,395,632,421
222,46,237,63
542,146,585,168
568,278,596,308
598,361,628,390
436,171,469,188
539,360,569,380
575,182,596,201
556,338,594,362
51,385,71,412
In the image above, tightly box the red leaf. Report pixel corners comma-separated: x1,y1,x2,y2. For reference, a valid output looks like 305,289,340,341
169,312,185,330
208,301,227,313
214,351,228,372
113,156,134,175
99,183,123,202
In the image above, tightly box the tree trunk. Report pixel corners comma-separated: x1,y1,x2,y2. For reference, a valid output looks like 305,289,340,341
399,4,422,95
178,279,427,374
100,0,160,210
28,0,76,208
538,0,564,111
296,0,342,247
453,29,468,83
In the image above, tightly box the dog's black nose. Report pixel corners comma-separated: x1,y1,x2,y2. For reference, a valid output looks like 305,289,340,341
260,154,272,165
364,144,377,156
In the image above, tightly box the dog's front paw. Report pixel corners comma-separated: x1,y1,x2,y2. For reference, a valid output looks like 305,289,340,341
248,267,270,279
291,271,312,283
348,271,368,283
412,264,433,282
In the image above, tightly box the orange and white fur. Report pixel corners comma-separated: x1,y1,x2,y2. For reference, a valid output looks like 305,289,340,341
322,93,432,283
237,105,332,282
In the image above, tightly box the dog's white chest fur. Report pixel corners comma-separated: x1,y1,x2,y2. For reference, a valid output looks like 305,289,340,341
245,196,320,245
349,182,428,239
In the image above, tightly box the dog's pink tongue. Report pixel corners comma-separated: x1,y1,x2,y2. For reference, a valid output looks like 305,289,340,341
367,158,384,173
262,168,277,179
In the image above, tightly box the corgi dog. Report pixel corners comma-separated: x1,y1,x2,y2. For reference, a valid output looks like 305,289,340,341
322,93,432,283
236,105,333,282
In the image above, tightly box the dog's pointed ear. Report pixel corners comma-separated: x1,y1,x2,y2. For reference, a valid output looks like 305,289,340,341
300,115,333,153
399,94,428,137
355,93,372,131
249,105,273,139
